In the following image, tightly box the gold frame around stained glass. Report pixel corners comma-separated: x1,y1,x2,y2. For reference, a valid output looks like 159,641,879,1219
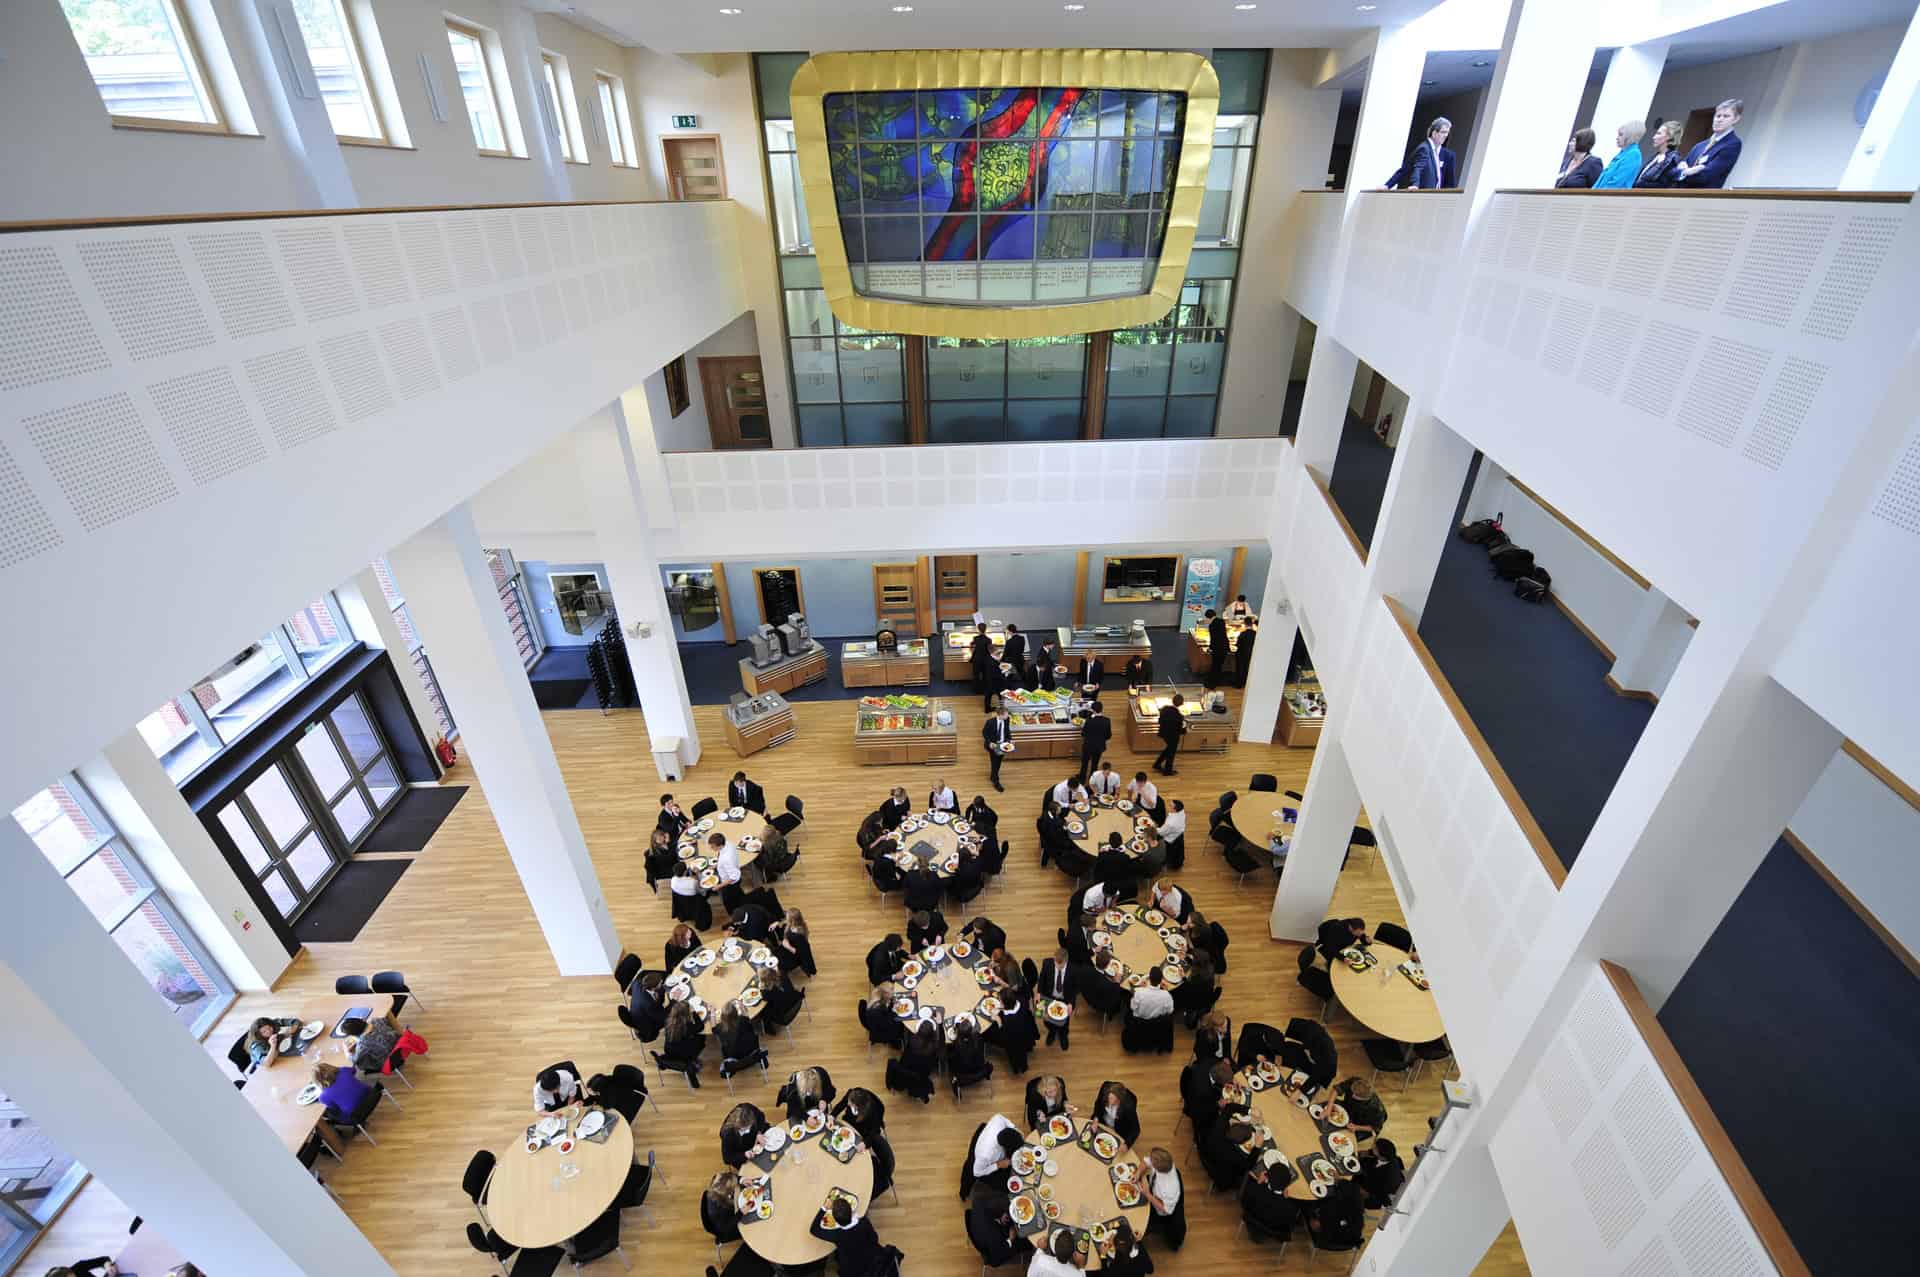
789,50,1220,339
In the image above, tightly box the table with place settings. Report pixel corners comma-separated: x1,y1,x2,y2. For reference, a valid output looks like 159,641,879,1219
1328,942,1442,1043
737,1112,875,1265
1006,1114,1151,1271
1224,1063,1361,1202
674,804,766,893
883,810,986,880
667,939,780,1029
1062,795,1163,861
886,940,1003,1031
1088,903,1189,990
484,1104,634,1249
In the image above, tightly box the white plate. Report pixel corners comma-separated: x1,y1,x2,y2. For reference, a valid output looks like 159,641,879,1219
578,1111,606,1137
299,1020,326,1041
535,1116,566,1138
277,1036,294,1052
294,1083,323,1106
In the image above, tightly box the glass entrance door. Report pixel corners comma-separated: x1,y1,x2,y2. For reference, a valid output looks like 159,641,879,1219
294,692,404,849
218,764,338,921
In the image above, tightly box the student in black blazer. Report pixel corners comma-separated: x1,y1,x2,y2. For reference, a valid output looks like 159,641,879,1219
1001,623,1026,675
1204,611,1229,688
963,915,1007,954
832,1086,888,1143
982,707,1012,792
808,1198,888,1277
657,794,690,840
970,625,995,708
880,788,912,829
1073,655,1105,688
1123,653,1153,686
1079,700,1112,781
727,772,765,814
866,934,907,985
1092,1080,1141,1147
719,1102,769,1168
1036,951,1078,1034
1674,100,1745,188
1232,621,1257,689
1034,638,1060,689
1154,695,1187,775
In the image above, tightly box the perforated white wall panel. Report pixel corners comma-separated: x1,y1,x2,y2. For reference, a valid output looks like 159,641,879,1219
1280,193,1344,325
1332,192,1465,393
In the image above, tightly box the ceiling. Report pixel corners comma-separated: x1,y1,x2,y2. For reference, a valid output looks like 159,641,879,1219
535,0,1446,54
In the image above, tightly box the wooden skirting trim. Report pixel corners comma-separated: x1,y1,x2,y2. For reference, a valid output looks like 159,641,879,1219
1841,739,1920,813
1600,962,1813,1277
1506,477,1651,591
1782,830,1920,982
1496,188,1912,204
0,196,685,234
1383,596,1567,888
1305,466,1367,564
1603,674,1658,704
1549,592,1616,663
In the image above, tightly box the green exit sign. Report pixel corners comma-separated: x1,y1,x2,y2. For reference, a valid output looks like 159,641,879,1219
671,114,699,129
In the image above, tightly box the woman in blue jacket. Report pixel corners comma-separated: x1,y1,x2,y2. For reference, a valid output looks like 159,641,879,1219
1593,120,1644,189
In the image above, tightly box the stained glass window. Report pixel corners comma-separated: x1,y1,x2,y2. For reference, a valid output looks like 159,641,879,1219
824,87,1184,306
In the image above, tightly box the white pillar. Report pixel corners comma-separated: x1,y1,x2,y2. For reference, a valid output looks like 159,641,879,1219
1363,410,1477,624
1237,553,1298,745
236,0,358,207
1459,0,1601,217
1461,454,1509,525
0,820,394,1277
1293,330,1359,475
1369,1136,1512,1276
1840,5,1920,190
1606,586,1692,698
78,733,293,992
337,569,449,768
573,401,704,765
1270,727,1362,940
1587,40,1670,158
497,3,571,199
388,504,618,976
1347,24,1433,199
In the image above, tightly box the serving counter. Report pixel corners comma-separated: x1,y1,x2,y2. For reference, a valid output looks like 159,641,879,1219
739,640,828,695
1278,683,1326,748
994,687,1085,759
853,695,957,765
1126,685,1237,755
724,691,795,756
941,626,1009,679
840,638,931,688
1057,624,1153,668
1185,617,1253,678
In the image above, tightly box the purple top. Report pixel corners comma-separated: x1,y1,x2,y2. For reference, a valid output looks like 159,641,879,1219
317,1070,373,1119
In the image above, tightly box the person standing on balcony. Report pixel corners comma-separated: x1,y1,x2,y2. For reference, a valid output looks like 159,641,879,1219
1593,120,1645,188
1387,117,1456,189
1674,99,1744,188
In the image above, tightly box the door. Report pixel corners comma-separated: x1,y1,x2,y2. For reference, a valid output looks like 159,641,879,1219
873,562,918,632
1678,107,1715,157
1361,371,1386,429
699,356,772,449
217,764,340,922
667,568,723,639
934,554,979,621
664,134,727,200
292,692,406,851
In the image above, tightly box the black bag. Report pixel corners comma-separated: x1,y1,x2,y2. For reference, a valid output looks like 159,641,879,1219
1482,530,1512,553
1457,517,1502,544
1529,566,1551,590
1490,546,1534,580
1515,577,1548,603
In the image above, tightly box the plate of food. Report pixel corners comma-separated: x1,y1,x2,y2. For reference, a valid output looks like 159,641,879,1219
1294,1092,1311,1109
294,1082,323,1106
1046,999,1072,1022
900,959,925,979
1006,1175,1024,1194
1124,973,1146,990
694,818,715,834
1090,932,1113,948
1257,1060,1282,1083
1065,819,1086,836
925,945,947,964
1326,1104,1349,1127
1247,1073,1267,1091
1290,1070,1309,1088
763,1126,788,1151
720,942,745,962
1310,1158,1337,1184
978,996,1002,1017
1103,909,1128,928
1012,1148,1039,1176
740,987,764,1008
577,1110,607,1137
1044,1201,1062,1220
890,994,916,1017
1162,967,1184,987
1090,1223,1110,1243
805,1110,827,1133
1117,799,1134,813
276,1035,295,1052
1010,1196,1038,1226
699,871,720,890
1049,1115,1075,1140
1092,1132,1121,1160
788,1122,807,1139
1037,1184,1055,1200
678,844,698,860
739,836,763,853
1071,802,1091,815
751,944,777,966
535,1115,567,1138
1127,838,1148,853
667,983,690,1003
1328,1131,1357,1158
931,811,951,824
299,1019,326,1041
952,941,972,959
918,1006,939,1021
1111,1161,1137,1182
1115,1180,1142,1207
952,820,971,834
727,806,747,819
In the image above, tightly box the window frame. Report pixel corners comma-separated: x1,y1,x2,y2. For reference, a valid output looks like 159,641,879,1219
445,17,513,158
372,558,457,741
595,70,637,167
540,50,585,164
293,0,389,146
67,0,231,135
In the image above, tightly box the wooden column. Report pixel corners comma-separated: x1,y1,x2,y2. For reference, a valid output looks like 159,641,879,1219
1082,332,1112,439
1073,552,1090,627
904,336,930,444
713,562,736,644
1225,545,1247,605
915,556,936,638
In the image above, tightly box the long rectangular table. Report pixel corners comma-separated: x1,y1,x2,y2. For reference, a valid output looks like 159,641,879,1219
237,995,396,1156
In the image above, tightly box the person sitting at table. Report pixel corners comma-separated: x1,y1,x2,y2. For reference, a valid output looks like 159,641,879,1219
1123,653,1153,687
1305,1178,1368,1250
968,1112,1024,1197
929,778,959,812
1149,879,1192,924
966,1188,1028,1269
882,786,912,828
833,1085,888,1143
646,825,679,893
778,1065,837,1121
867,933,909,985
1317,916,1370,965
1067,876,1112,927
532,1065,584,1112
627,970,669,1041
890,1019,941,1104
1240,1154,1301,1239
663,922,702,972
44,1261,121,1277
1025,1074,1073,1131
1102,1218,1154,1276
965,794,999,837
1142,1148,1186,1250
907,908,948,951
808,1196,889,1277
1036,802,1075,871
1172,949,1217,1027
869,845,906,896
1036,948,1078,1050
1126,772,1159,811
1198,1114,1258,1191
857,809,890,859
1076,949,1128,1027
1178,1057,1230,1128
715,1001,762,1065
1357,1138,1406,1208
702,1170,742,1247
1050,774,1089,809
862,983,907,1050
338,1015,400,1080
948,841,986,902
1092,1081,1142,1146
903,860,945,913
725,900,773,943
1028,1227,1087,1276
670,862,714,930
1334,1076,1389,1141
661,1003,707,1084
1085,761,1122,799
243,1015,304,1070
728,771,766,814
310,1061,372,1125
759,906,810,976
1185,909,1229,974
756,965,804,1025
1094,836,1137,898
758,819,798,880
986,968,1039,1074
1124,967,1177,1053
948,1018,995,1098
964,914,1008,955
657,793,690,840
719,1101,769,1168
1157,799,1186,846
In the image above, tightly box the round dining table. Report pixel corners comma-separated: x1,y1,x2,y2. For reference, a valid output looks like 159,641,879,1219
669,939,779,1029
1089,903,1189,990
884,810,985,879
1064,796,1162,861
1329,942,1443,1042
1007,1115,1151,1271
485,1105,634,1249
887,941,1003,1028
675,802,767,891
738,1117,875,1265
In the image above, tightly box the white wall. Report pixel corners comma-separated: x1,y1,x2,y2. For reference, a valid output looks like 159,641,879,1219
1493,478,1650,660
1788,748,1920,958
657,312,763,453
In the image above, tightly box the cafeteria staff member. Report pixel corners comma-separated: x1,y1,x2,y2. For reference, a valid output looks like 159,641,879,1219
1226,594,1252,619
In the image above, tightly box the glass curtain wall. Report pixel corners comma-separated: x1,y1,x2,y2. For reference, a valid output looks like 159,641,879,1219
373,557,458,740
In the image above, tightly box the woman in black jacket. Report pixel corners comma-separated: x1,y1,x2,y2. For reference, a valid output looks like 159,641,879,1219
702,1170,741,1245
946,1017,993,1099
1555,128,1603,187
1091,1080,1141,1146
964,795,999,840
645,826,680,892
719,1102,769,1168
665,922,702,971
832,1085,888,1143
1025,1074,1071,1132
661,1002,707,1078
778,1066,836,1121
891,1020,941,1103
715,1001,761,1064
770,908,816,976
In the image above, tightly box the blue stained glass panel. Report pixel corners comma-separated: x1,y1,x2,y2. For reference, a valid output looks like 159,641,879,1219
857,92,917,139
865,216,924,263
916,89,979,138
981,214,1036,262
922,214,981,261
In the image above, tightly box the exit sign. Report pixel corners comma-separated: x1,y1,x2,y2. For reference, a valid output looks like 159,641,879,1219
671,114,699,129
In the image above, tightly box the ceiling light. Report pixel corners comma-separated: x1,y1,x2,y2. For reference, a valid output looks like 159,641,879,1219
1234,2,1258,8
892,3,914,8
1471,59,1492,67
1423,79,1437,85
1063,3,1085,9
1356,3,1377,9
718,6,742,13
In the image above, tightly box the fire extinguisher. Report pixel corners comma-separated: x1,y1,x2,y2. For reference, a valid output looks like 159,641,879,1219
434,736,457,769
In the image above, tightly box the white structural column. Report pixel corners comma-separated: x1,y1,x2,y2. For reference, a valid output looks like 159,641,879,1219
1586,40,1670,149
388,504,618,975
1460,454,1508,524
1237,554,1298,744
1292,331,1360,475
234,0,359,207
1344,24,1433,203
1458,0,1600,214
1367,1132,1513,1276
1269,726,1362,940
573,399,703,765
78,733,294,992
1841,2,1920,190
1607,585,1692,698
497,3,572,200
0,820,394,1277
1360,410,1477,623
337,569,450,765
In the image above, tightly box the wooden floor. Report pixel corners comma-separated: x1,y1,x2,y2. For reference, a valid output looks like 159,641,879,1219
24,692,1531,1276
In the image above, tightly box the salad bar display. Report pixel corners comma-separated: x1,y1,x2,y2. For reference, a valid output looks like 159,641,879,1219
840,637,931,688
1279,674,1326,749
992,685,1084,760
852,695,956,766
1124,683,1238,755
1056,622,1153,668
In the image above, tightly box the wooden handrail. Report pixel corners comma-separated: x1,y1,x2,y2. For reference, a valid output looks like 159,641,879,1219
1382,595,1568,889
1505,477,1651,591
1305,466,1367,564
1493,187,1911,203
0,197,698,235
1600,961,1812,1277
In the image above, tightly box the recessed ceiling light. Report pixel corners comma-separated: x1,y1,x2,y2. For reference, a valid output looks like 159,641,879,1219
718,6,742,12
1423,79,1437,86
1064,3,1085,9
1234,2,1258,9
892,3,914,9
1471,59,1491,67
1356,3,1377,9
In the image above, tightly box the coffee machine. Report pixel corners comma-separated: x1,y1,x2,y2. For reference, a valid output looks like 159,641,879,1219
748,623,783,667
777,611,810,656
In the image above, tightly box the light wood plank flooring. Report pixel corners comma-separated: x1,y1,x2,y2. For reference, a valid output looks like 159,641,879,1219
24,693,1530,1276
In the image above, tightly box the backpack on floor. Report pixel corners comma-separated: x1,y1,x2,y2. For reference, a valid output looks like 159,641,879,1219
1515,576,1549,603
1491,546,1534,580
1482,529,1512,554
1457,516,1503,544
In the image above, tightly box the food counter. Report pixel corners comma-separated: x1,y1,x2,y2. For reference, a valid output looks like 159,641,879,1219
853,695,957,765
739,640,828,695
1125,685,1237,755
723,691,795,756
1057,623,1153,668
941,625,1009,680
840,638,931,688
994,686,1085,760
1278,683,1326,748
1185,617,1253,678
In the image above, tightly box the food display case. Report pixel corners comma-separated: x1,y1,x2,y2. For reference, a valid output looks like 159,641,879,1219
993,687,1085,759
853,695,957,765
941,624,1009,680
1126,684,1238,755
1279,676,1326,748
723,691,795,757
840,638,931,688
739,639,828,695
1185,617,1253,678
1057,622,1153,667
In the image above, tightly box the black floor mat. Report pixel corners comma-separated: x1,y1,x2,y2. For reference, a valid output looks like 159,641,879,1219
357,786,468,853
294,860,411,943
533,677,592,708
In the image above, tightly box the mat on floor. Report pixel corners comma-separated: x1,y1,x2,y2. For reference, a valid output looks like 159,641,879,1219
533,677,592,708
356,786,468,853
294,860,411,944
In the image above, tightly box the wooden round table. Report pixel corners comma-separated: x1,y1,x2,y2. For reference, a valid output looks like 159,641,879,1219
888,942,1002,1028
1329,942,1442,1042
1228,1069,1353,1201
1066,798,1162,861
738,1119,875,1265
885,811,984,880
485,1106,635,1249
1089,903,1189,990
1011,1116,1151,1270
669,941,777,1029
675,803,767,890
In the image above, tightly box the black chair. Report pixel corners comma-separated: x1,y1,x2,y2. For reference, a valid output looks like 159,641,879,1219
327,1080,396,1145
650,1050,701,1090
592,1076,642,1124
763,987,808,1046
567,1204,628,1269
334,974,373,997
466,1222,518,1275
1121,1011,1176,1054
701,1191,742,1262
1347,826,1377,870
1249,773,1278,792
771,794,805,849
1412,1036,1453,1081
1374,922,1413,952
1285,790,1303,800
1222,837,1268,887
1181,982,1224,1030
226,1032,255,1079
720,1047,771,1092
543,1059,583,1093
509,1245,566,1277
1235,1022,1288,1068
600,1063,660,1118
1362,1039,1417,1091
371,970,423,1015
618,1004,659,1045
859,1000,904,1055
1165,831,1187,871
691,797,720,819
461,1149,496,1216
615,1160,655,1227
613,953,643,994
1296,947,1335,1020
1217,790,1239,814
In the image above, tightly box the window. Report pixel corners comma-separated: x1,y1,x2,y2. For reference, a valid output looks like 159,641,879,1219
289,0,387,142
927,336,1086,443
60,0,226,130
372,558,456,740
1201,116,1259,246
446,18,510,155
596,71,636,167
540,51,585,162
786,290,909,446
284,592,352,673
1106,278,1229,437
766,120,813,253
11,777,235,1038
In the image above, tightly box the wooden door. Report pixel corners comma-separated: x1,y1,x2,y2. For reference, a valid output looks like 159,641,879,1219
698,356,772,450
873,563,918,632
663,135,726,200
933,555,979,621
1361,371,1386,427
1678,108,1715,157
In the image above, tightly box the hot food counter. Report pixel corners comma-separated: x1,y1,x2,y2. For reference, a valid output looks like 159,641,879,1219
1126,685,1237,755
841,638,931,688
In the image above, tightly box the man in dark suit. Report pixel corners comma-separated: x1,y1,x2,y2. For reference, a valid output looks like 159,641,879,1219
1154,693,1187,776
866,934,907,985
970,623,995,709
728,772,765,814
1316,916,1368,965
657,794,690,840
1079,699,1112,781
1675,98,1744,188
1001,623,1026,677
1232,619,1257,689
1204,610,1229,689
1123,653,1153,687
1073,654,1104,688
1035,637,1060,689
982,706,1012,792
1389,116,1457,188
1036,951,1078,1048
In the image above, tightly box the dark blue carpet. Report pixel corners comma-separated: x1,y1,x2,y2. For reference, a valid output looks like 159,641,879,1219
1328,412,1393,552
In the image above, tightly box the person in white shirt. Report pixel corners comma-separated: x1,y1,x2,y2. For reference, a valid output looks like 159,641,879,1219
929,780,958,811
1129,967,1175,1020
670,865,702,898
1144,1148,1182,1238
1127,773,1158,810
1028,1230,1086,1275
710,832,742,887
1080,880,1108,916
1050,776,1088,808
971,1113,1023,1191
1156,799,1186,845
532,1066,582,1112
1088,763,1122,798
1151,880,1187,920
